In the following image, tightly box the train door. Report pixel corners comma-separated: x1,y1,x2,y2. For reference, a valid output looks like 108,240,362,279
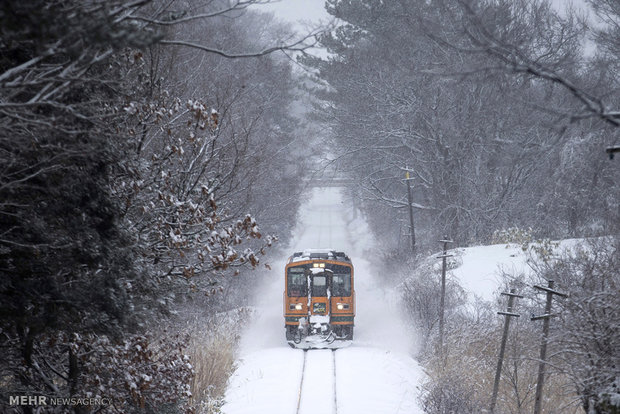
308,268,332,319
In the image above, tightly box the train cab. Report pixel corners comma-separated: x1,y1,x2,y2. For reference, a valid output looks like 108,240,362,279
284,249,355,349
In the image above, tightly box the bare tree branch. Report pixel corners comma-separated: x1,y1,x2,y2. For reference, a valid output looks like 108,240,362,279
159,30,322,58
454,0,620,128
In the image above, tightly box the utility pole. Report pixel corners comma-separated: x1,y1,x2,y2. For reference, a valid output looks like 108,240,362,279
405,171,416,252
490,288,523,413
606,145,620,159
531,280,567,414
437,239,453,352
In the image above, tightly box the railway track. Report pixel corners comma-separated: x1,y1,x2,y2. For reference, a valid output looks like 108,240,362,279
295,351,307,414
295,349,338,414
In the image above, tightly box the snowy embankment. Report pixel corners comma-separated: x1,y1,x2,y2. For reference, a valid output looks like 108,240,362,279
432,238,584,303
222,187,424,414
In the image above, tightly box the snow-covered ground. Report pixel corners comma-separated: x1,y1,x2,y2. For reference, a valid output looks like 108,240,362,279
440,238,585,303
448,244,531,302
222,187,424,414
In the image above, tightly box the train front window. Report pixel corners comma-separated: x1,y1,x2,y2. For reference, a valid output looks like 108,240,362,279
287,267,307,297
311,274,328,297
331,265,352,297
332,274,351,297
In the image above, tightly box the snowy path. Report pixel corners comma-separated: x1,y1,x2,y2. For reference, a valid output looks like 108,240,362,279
297,350,336,414
222,187,425,414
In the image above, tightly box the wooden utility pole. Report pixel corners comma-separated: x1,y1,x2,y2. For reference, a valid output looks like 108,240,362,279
405,171,416,252
531,280,567,414
490,288,523,413
437,239,453,351
606,145,620,159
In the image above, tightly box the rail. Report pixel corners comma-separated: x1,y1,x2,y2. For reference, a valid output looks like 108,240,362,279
295,349,338,414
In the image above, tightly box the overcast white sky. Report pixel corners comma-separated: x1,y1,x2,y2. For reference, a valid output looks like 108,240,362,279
259,0,331,29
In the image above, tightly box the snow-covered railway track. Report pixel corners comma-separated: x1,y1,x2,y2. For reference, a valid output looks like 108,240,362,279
295,351,307,414
332,350,338,413
296,349,338,414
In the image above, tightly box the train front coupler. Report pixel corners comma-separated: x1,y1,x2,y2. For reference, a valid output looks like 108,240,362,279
296,316,332,339
308,315,330,334
289,316,339,348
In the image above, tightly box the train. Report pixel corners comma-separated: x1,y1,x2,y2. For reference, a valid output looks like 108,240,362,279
283,249,355,349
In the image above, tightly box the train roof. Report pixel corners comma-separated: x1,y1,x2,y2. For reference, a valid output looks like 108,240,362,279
288,249,351,263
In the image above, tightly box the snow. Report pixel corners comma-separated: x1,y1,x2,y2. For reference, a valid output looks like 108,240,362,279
222,187,424,414
308,315,330,324
222,349,303,414
443,238,586,303
336,348,424,414
298,350,335,414
449,244,530,301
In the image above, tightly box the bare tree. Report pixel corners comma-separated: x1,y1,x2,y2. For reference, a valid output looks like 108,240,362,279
0,0,310,410
445,0,620,133
528,238,620,413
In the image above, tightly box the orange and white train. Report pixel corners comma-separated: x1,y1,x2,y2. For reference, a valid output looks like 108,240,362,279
283,249,355,349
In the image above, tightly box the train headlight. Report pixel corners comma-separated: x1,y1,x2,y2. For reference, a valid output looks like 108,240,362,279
336,303,349,310
295,303,303,310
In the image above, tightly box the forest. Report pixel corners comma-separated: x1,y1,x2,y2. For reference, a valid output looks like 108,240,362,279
0,0,618,413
